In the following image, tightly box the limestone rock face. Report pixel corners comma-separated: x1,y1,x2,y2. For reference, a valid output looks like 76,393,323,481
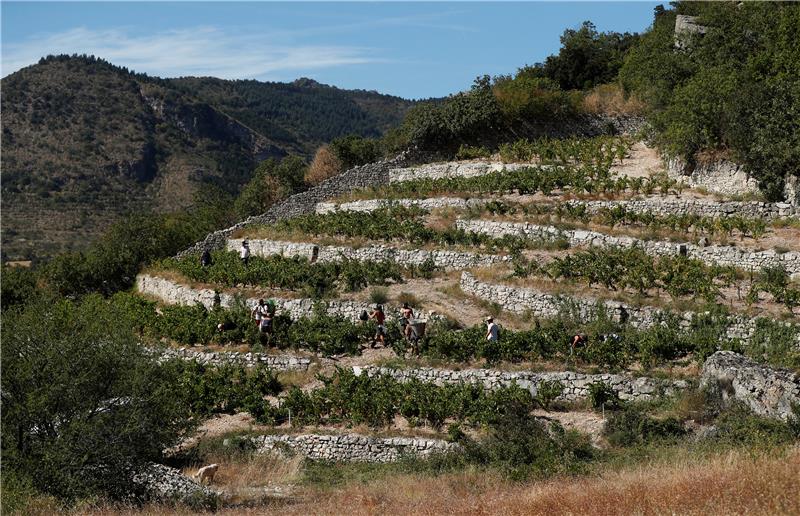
674,15,708,50
700,351,800,420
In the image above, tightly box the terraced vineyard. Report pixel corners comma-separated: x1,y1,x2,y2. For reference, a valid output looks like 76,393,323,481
133,135,800,509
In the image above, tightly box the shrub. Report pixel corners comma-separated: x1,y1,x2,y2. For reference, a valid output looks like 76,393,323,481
305,145,343,186
587,381,622,410
1,294,194,501
604,406,685,447
455,144,491,160
369,286,389,305
535,380,565,410
329,135,384,170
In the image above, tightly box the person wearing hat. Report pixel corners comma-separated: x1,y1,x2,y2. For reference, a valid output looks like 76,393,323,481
486,316,499,342
369,304,386,348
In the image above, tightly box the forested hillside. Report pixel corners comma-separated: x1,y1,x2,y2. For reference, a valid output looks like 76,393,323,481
1,55,413,260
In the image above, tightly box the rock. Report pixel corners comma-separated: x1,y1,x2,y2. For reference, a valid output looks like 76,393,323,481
700,351,800,421
130,462,215,506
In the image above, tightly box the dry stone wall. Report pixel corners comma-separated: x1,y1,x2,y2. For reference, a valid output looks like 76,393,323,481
136,274,435,323
456,219,800,275
701,351,800,420
226,238,509,270
154,347,311,371
316,197,481,214
389,162,532,183
564,198,796,220
355,365,688,402
460,272,800,346
251,433,457,463
177,151,415,258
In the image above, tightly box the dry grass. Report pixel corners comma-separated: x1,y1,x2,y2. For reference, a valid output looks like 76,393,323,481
244,446,800,515
81,446,800,515
182,453,302,495
582,84,647,116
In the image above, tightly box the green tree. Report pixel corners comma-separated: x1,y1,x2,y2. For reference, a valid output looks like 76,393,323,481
1,294,194,501
234,156,307,218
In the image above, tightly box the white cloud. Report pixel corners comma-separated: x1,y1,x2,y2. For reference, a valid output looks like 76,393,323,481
1,25,381,78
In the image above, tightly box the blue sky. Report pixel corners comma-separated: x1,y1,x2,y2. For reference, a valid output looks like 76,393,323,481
2,2,662,99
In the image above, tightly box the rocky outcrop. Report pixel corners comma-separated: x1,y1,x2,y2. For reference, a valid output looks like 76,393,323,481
135,274,435,323
674,14,708,50
700,351,800,420
154,347,311,371
130,462,215,505
355,365,688,402
251,433,457,463
226,238,510,270
456,219,800,275
665,156,760,197
459,272,800,346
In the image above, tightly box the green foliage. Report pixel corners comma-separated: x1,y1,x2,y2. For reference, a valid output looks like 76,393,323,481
746,318,800,371
0,266,39,309
162,251,403,297
1,294,194,501
41,201,232,298
269,206,530,253
455,144,492,160
527,21,640,91
587,381,622,410
269,368,536,429
535,380,565,410
109,292,372,355
329,134,384,170
747,266,800,314
167,360,282,421
369,286,389,305
233,156,307,218
710,403,800,447
604,405,685,447
461,405,594,481
620,2,800,200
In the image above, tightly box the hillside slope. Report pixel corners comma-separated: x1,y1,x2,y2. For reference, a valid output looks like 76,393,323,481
0,55,413,260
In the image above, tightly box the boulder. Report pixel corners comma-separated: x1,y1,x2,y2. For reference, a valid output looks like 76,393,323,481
700,351,800,421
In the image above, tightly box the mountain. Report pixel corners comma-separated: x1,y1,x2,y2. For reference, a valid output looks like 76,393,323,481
1,55,413,260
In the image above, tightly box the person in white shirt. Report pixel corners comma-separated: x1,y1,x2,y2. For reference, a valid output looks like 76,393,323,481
486,316,498,342
240,240,250,266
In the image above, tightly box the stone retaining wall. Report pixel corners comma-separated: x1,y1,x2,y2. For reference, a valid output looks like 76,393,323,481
316,196,796,220
355,365,687,402
176,151,414,258
154,346,311,371
136,274,434,323
701,351,800,420
226,238,509,270
564,198,796,220
456,219,800,275
460,272,800,346
252,433,457,463
316,196,481,214
389,162,532,183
